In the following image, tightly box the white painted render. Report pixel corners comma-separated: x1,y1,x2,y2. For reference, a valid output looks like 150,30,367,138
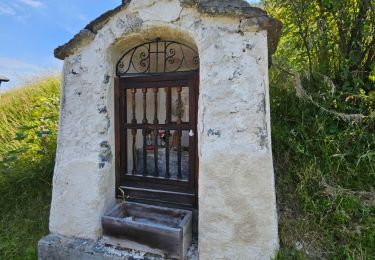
49,0,279,258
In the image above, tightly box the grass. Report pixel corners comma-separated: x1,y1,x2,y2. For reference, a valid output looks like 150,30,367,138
271,81,375,259
0,75,374,259
0,77,60,259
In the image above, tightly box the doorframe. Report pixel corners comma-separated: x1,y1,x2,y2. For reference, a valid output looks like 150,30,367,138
114,71,199,208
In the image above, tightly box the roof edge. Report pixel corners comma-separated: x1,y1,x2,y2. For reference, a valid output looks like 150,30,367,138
54,0,281,60
54,3,129,60
181,0,268,17
0,75,10,82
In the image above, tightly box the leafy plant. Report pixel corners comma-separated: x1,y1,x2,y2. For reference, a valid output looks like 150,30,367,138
264,0,374,117
262,0,375,258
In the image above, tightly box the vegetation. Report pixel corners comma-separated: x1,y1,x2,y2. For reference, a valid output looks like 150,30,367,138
0,77,60,259
264,0,375,258
265,0,374,95
271,85,374,259
0,1,374,259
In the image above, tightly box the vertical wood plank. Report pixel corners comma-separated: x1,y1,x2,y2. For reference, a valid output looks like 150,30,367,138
189,76,197,186
193,74,199,203
114,77,121,190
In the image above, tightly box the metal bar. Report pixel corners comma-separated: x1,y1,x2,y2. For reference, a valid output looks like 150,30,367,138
116,40,198,76
124,123,190,130
131,88,137,124
165,87,172,179
153,87,159,177
122,88,128,175
177,130,182,180
163,41,167,73
131,88,137,175
142,88,148,176
132,129,137,175
120,71,197,81
176,87,183,124
122,80,190,89
156,41,159,73
177,87,182,180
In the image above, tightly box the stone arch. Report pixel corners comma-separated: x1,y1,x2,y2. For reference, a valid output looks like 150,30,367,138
110,24,201,210
109,25,200,73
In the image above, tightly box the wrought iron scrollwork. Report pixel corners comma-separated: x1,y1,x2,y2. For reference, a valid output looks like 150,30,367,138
116,40,199,76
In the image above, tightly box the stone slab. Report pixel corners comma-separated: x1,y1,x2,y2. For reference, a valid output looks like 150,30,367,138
38,234,198,260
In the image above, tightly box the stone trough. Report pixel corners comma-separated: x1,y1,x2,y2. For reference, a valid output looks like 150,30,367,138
102,202,193,259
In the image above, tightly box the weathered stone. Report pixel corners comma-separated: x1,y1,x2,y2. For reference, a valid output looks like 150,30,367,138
54,29,95,60
240,16,282,62
194,0,267,18
38,234,166,260
85,4,129,34
53,0,281,61
47,0,279,259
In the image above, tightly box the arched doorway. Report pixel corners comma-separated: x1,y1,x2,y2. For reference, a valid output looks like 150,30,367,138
114,39,199,209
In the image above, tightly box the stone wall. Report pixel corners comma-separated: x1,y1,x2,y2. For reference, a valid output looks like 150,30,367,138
49,0,279,258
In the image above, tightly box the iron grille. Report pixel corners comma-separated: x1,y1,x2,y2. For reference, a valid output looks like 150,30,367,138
116,40,199,76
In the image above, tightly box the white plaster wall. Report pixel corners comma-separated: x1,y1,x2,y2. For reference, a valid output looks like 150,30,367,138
49,0,278,258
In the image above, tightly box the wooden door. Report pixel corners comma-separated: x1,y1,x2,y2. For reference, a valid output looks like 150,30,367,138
115,71,199,209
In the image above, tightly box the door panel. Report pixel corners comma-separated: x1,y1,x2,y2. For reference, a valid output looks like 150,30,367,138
115,72,198,208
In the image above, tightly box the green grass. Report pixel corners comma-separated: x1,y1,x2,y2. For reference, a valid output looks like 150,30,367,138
271,83,375,259
0,75,374,259
0,77,60,259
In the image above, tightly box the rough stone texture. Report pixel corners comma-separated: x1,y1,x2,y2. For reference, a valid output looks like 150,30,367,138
39,234,198,260
54,0,281,61
39,234,165,260
54,29,95,61
48,0,279,259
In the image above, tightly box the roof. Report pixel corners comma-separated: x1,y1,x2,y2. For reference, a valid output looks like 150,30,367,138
54,0,282,60
0,75,9,82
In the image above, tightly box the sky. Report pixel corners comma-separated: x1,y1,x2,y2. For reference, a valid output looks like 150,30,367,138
0,0,119,90
0,0,256,90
